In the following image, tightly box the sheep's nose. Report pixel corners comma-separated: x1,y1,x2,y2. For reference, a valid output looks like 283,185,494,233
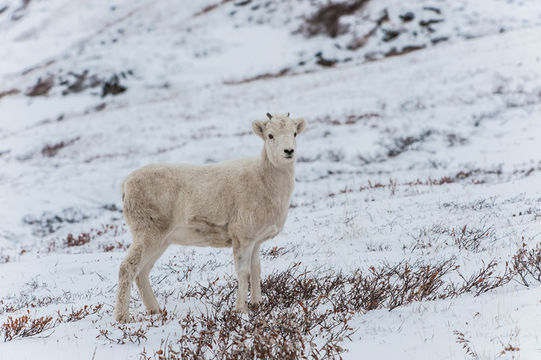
284,148,294,155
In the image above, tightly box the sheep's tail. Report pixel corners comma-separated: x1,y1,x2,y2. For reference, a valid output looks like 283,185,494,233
121,181,126,203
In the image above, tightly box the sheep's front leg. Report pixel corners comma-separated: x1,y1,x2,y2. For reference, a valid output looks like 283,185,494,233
233,241,253,313
250,243,262,306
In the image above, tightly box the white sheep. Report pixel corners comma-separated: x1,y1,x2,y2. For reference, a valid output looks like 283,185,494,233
114,113,306,322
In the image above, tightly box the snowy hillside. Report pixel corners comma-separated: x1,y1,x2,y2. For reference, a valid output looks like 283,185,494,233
1,0,541,358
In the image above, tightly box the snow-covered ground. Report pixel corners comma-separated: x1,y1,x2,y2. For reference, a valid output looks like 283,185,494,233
1,0,541,358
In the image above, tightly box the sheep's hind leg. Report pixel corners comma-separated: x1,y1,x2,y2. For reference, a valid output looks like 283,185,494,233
250,243,262,306
135,241,169,315
115,232,160,323
233,240,254,313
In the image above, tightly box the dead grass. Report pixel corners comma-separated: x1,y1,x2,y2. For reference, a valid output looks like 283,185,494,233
410,224,495,253
327,166,507,198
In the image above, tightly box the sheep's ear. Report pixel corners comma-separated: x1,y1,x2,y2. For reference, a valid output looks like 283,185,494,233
294,118,306,135
252,120,266,139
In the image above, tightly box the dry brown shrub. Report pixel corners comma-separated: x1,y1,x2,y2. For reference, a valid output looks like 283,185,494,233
2,312,54,341
261,246,289,259
64,224,125,248
65,232,91,247
2,304,104,342
142,258,513,359
57,304,103,323
511,242,541,287
454,330,479,359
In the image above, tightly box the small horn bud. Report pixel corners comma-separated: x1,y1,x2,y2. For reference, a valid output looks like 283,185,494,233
266,112,272,120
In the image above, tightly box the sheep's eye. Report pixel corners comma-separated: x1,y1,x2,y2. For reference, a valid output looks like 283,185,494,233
294,132,297,137
268,134,274,139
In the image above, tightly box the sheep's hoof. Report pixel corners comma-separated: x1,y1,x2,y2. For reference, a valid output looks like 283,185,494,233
115,312,131,323
147,308,161,315
235,304,249,313
250,298,261,306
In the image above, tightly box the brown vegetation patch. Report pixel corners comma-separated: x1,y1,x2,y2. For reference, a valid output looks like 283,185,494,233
384,45,426,58
512,242,541,287
65,233,91,247
410,225,495,253
1,295,68,315
56,304,103,323
224,68,290,85
2,304,103,342
64,224,125,248
193,0,233,17
300,0,370,38
315,112,381,126
327,170,493,198
26,75,54,97
0,89,20,99
41,136,80,157
454,330,479,359
2,312,54,341
385,129,432,158
60,71,101,96
83,152,132,163
101,74,127,97
129,258,514,359
261,246,289,259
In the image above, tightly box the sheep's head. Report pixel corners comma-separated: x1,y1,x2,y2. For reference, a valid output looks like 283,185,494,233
252,113,306,167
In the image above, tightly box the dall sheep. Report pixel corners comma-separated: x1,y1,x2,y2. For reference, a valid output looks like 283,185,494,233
115,113,307,322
